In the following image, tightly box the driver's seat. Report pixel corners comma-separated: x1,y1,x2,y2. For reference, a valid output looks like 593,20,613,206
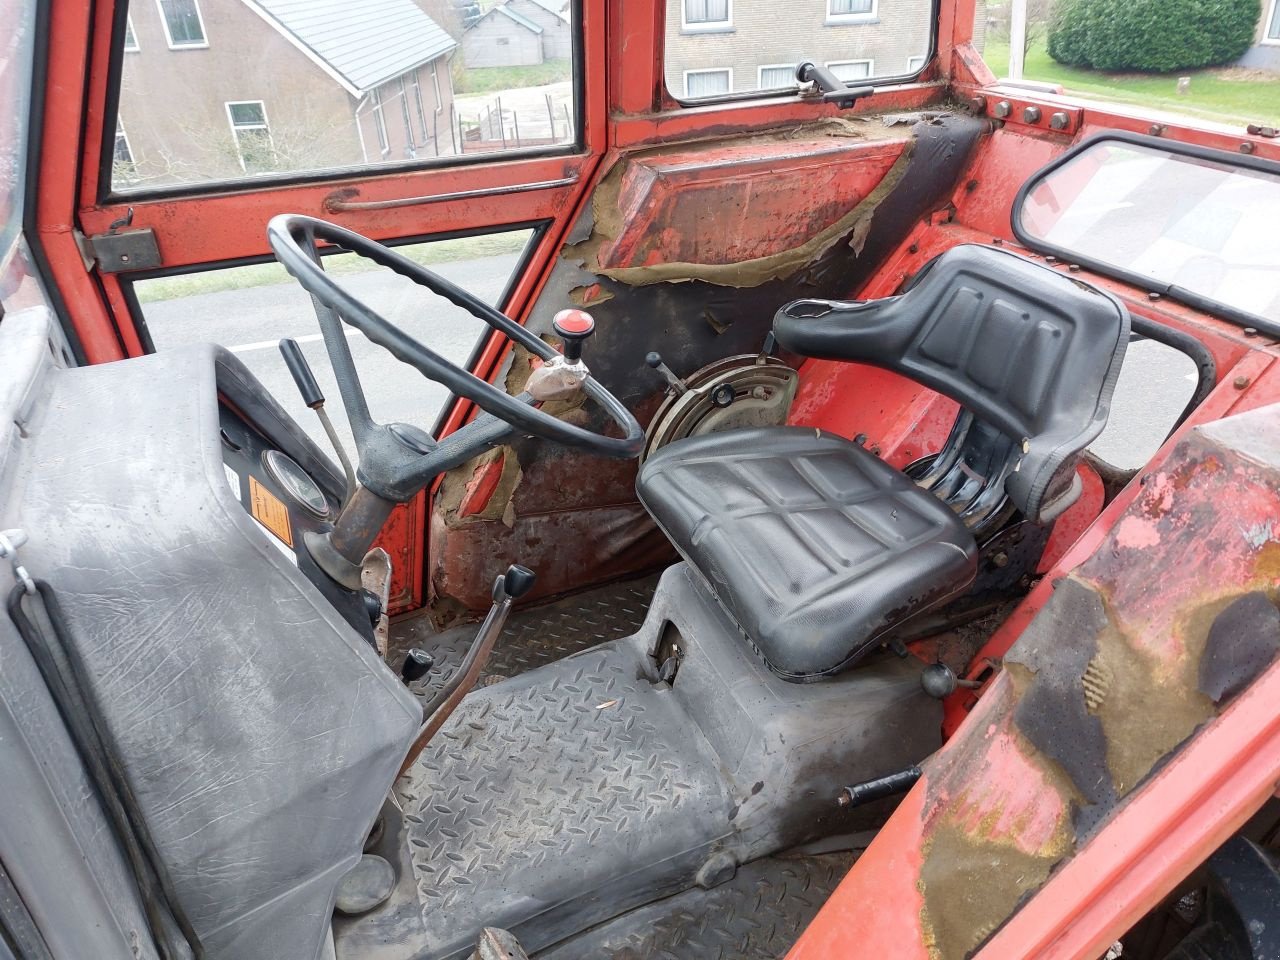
637,244,1130,681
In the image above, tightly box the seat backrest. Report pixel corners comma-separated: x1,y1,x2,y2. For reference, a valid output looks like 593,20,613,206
774,244,1130,524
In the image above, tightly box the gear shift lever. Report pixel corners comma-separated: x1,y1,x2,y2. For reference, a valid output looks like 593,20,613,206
398,564,537,775
527,309,596,402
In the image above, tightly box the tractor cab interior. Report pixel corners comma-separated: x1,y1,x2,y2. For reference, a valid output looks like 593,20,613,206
3,1,1280,959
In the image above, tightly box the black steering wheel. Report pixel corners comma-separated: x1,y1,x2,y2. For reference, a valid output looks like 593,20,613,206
266,214,643,504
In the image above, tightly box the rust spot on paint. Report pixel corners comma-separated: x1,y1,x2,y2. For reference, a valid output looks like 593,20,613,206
1087,595,1216,797
1257,540,1280,581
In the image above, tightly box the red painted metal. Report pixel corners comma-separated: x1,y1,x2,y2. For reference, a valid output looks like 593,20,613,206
1036,461,1104,575
29,0,1280,950
592,137,910,271
794,393,1280,960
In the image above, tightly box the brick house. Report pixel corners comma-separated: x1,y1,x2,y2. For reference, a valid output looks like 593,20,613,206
114,0,460,188
664,0,934,98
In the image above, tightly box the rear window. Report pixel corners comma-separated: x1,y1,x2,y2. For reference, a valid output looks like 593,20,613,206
664,0,935,102
1015,135,1280,327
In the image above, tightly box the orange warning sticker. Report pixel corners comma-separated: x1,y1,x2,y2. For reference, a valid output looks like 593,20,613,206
249,475,293,548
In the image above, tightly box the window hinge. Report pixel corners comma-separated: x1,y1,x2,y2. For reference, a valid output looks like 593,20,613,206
83,207,162,274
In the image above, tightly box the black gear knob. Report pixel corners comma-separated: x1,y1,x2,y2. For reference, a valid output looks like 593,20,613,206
552,309,595,363
401,648,434,684
493,564,536,603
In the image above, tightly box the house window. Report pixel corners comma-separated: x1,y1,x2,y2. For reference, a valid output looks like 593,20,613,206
411,73,430,144
113,121,137,180
682,0,731,31
371,88,390,156
124,16,140,52
907,55,927,72
1267,0,1280,42
826,59,873,82
225,101,274,173
398,77,417,157
758,64,797,89
684,68,732,98
432,63,443,113
156,0,207,48
827,0,876,22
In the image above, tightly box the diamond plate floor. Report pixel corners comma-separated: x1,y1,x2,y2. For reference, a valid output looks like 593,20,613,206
391,640,736,959
389,575,661,705
536,853,855,960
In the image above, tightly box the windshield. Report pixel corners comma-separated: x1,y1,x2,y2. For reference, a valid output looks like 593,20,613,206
1016,137,1280,325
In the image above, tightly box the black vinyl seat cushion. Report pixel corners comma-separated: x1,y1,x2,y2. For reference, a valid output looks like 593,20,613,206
637,427,979,680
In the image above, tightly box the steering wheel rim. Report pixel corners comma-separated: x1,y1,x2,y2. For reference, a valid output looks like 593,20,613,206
265,214,643,465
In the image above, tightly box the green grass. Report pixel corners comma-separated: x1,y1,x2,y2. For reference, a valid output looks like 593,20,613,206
453,60,573,96
135,231,531,303
982,36,1280,126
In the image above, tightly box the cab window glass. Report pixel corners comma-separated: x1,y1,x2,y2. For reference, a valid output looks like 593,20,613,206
111,0,578,192
129,228,536,447
664,0,934,101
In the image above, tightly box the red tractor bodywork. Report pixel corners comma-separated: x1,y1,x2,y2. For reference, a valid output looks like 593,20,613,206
14,0,1280,955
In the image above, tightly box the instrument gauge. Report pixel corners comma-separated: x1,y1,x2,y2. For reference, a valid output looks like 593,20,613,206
262,450,331,519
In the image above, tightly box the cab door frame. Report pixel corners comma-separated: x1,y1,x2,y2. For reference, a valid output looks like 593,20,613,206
38,0,980,612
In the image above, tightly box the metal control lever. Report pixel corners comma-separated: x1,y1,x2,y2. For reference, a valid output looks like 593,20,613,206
645,352,688,395
278,338,358,500
527,310,595,402
551,308,595,363
401,648,435,684
920,662,982,699
836,766,923,808
397,564,537,775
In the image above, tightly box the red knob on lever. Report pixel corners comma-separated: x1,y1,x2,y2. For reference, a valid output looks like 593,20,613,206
552,309,595,363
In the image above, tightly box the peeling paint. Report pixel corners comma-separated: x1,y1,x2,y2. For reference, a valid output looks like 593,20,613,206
577,143,916,289
1242,519,1277,550
562,117,923,290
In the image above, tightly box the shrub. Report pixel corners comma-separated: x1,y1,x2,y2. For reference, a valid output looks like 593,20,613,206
1047,0,1260,73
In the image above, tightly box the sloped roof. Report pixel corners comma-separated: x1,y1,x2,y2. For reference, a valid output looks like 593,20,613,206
244,0,458,96
520,0,570,21
481,4,542,33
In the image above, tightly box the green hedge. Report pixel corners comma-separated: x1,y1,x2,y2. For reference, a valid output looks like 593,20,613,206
1048,0,1260,73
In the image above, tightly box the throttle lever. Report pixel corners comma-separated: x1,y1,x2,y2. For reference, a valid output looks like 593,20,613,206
279,339,357,500
645,352,687,395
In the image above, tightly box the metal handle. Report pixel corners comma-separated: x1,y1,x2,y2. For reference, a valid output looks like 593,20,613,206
279,338,325,409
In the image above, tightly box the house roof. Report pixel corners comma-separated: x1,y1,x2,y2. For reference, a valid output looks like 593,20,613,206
482,4,542,34
244,0,458,97
520,0,570,21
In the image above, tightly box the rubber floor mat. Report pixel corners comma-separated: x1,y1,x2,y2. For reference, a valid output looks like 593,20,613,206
390,574,660,705
535,853,854,960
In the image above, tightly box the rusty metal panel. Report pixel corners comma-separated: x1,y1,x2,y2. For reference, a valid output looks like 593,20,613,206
789,401,1280,960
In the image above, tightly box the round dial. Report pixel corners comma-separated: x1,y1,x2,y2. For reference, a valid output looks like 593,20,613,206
262,450,330,519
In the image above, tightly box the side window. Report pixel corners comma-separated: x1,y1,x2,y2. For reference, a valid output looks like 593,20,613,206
111,0,580,192
665,0,934,100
